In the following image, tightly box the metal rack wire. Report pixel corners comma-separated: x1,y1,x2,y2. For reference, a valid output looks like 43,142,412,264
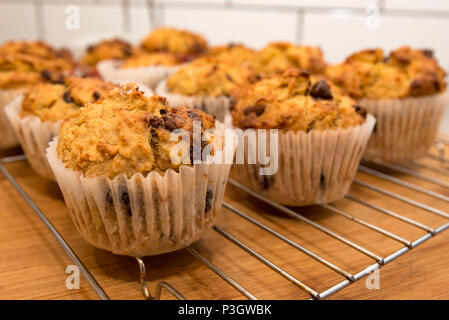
1,140,449,300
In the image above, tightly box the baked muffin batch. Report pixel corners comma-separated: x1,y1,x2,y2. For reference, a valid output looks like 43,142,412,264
0,27,447,256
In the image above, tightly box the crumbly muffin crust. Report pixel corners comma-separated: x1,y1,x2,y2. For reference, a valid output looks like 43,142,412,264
57,83,216,178
232,69,365,131
80,38,139,67
141,27,208,59
325,47,447,99
0,41,75,89
207,44,255,67
251,42,326,76
121,52,179,68
21,76,117,122
166,57,256,97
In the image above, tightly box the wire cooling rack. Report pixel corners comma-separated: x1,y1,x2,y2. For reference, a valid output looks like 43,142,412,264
1,139,449,300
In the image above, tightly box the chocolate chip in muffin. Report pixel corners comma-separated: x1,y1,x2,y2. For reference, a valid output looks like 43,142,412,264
119,185,132,216
421,49,434,58
161,115,179,131
86,45,95,53
320,174,326,191
243,104,266,116
310,80,333,100
63,90,73,103
352,105,367,119
204,189,214,213
105,188,114,210
92,91,101,101
226,73,234,82
122,45,133,57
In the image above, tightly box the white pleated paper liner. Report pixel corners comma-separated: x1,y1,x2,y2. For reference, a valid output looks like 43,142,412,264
97,59,180,89
0,88,25,149
45,132,233,257
230,114,376,206
5,95,60,180
358,90,449,163
155,79,232,124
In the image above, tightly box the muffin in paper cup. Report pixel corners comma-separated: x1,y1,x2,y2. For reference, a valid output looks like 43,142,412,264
0,88,24,149
5,95,60,180
4,76,119,180
156,79,232,123
231,69,375,206
45,83,233,257
97,59,180,89
325,47,448,163
359,91,449,163
231,115,375,206
47,138,231,257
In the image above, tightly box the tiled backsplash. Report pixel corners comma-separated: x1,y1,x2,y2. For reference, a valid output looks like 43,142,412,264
1,0,448,130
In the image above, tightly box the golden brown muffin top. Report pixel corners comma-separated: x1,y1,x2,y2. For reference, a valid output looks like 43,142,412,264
57,83,216,178
207,44,255,67
232,69,365,131
121,52,179,68
141,27,208,60
166,57,257,97
21,76,117,122
0,41,75,89
250,42,327,76
80,38,140,67
325,47,447,99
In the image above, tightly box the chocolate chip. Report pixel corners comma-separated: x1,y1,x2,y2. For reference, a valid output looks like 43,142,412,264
162,116,178,131
63,91,73,103
225,73,233,82
352,105,367,119
422,49,434,58
122,45,133,56
243,105,265,116
92,91,100,101
87,45,95,53
104,189,114,210
320,174,326,190
41,69,52,81
159,109,168,115
204,190,214,213
147,115,163,128
187,110,201,120
310,80,333,100
119,185,132,216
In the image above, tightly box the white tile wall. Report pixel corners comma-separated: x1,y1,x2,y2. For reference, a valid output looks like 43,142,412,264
0,0,448,132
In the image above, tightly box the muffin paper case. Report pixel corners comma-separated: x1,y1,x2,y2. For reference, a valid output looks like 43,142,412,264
156,79,232,123
45,128,233,257
5,95,60,180
230,114,376,206
0,88,25,149
97,59,180,89
359,91,449,163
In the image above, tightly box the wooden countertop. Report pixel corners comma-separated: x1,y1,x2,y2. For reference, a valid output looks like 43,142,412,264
1,146,449,300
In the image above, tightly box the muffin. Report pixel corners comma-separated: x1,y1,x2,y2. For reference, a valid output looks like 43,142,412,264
141,27,208,62
207,43,255,67
251,42,326,76
46,83,232,257
326,47,448,163
5,76,117,179
79,38,140,76
0,40,75,149
98,51,182,89
231,69,375,206
156,57,257,122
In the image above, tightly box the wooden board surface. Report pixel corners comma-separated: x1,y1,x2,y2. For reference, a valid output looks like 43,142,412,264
1,144,449,300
